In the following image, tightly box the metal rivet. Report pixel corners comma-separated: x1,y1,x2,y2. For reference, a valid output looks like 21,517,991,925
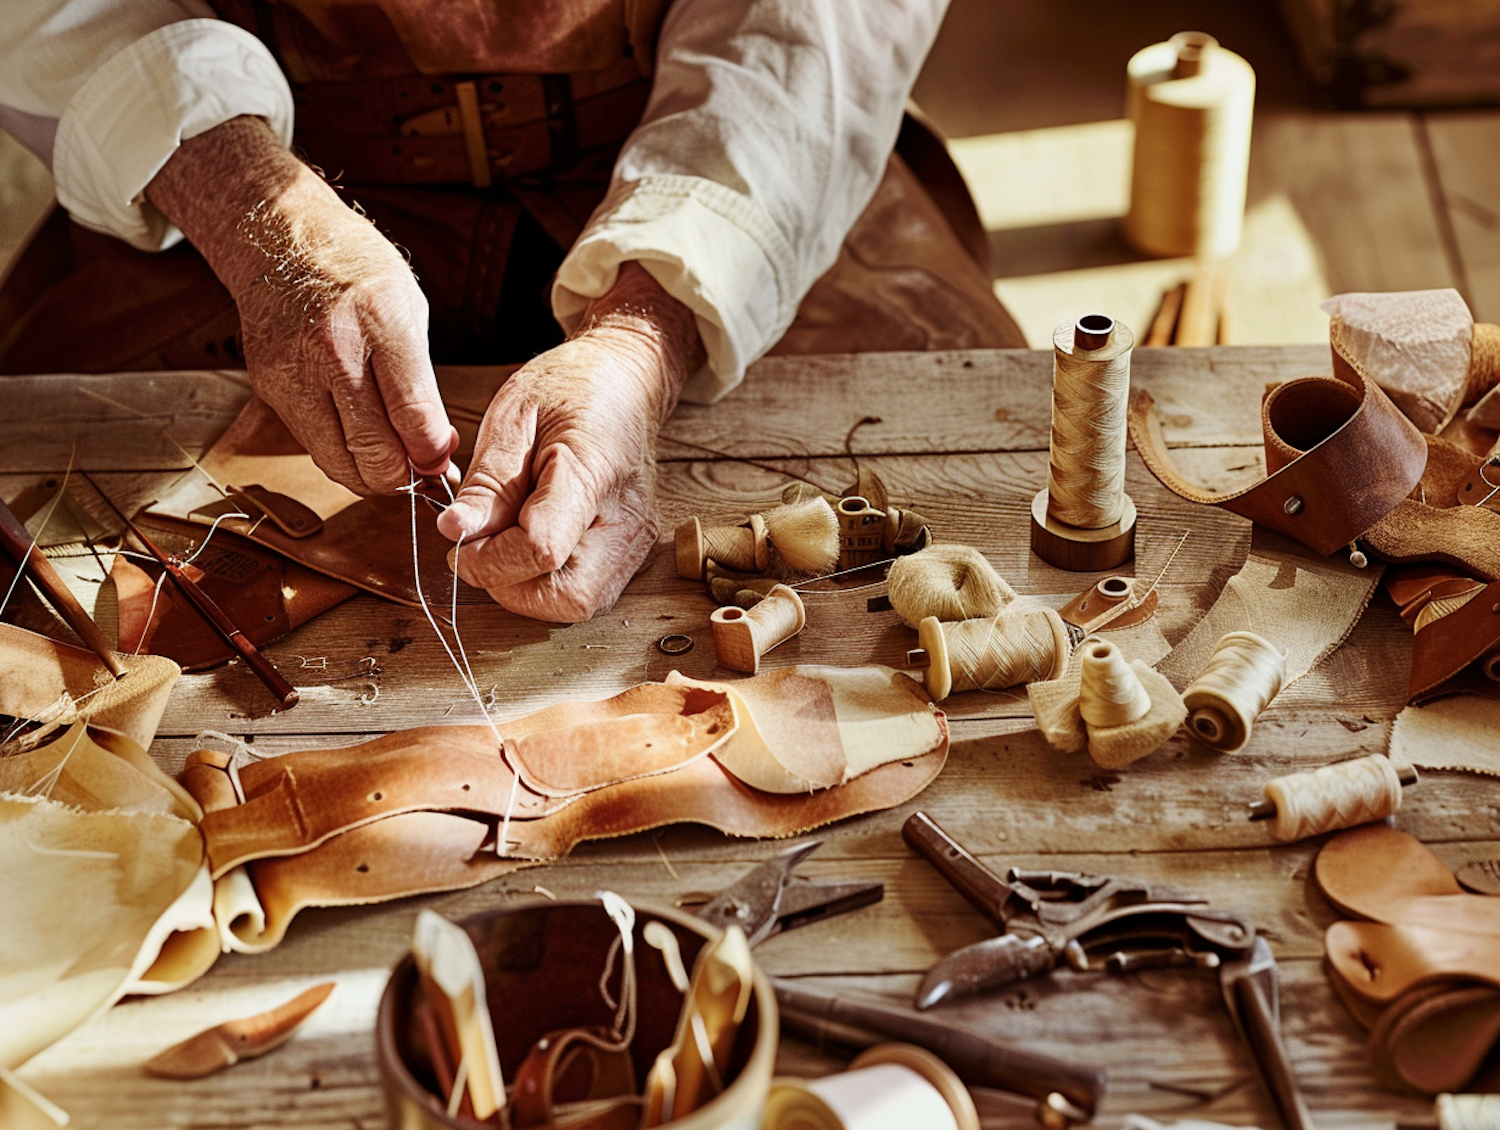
657,633,694,655
1283,497,1303,515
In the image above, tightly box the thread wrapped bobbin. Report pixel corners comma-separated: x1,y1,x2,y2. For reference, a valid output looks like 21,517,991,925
762,1042,980,1130
1183,630,1285,753
1254,755,1417,843
908,607,1069,703
1077,638,1188,769
886,544,1015,629
710,583,805,674
676,514,768,579
1124,31,1255,260
1031,315,1138,572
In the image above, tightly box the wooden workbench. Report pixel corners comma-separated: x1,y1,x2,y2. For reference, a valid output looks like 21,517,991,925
4,345,1488,1130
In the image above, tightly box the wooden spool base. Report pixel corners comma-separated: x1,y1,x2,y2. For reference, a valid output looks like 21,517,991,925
1030,489,1137,573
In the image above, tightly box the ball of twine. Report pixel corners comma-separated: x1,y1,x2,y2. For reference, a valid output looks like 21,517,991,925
887,545,1014,629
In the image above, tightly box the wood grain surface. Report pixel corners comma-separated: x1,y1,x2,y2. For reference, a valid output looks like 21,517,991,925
6,348,1488,1130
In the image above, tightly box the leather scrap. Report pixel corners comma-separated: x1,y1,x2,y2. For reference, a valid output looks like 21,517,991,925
1314,825,1500,935
1326,919,1500,1007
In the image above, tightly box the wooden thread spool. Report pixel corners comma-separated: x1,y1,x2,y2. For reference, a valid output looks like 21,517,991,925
675,514,768,579
1251,755,1416,843
907,609,1069,702
1078,638,1152,728
1124,31,1255,259
1031,315,1137,572
710,583,805,674
1183,630,1285,753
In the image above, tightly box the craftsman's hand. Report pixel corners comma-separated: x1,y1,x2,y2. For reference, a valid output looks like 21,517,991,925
146,116,457,493
438,262,704,622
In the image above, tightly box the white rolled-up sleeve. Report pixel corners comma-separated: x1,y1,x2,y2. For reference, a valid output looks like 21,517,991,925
553,0,948,403
0,2,293,250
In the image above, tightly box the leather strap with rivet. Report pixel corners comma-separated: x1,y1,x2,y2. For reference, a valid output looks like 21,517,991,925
1129,348,1428,556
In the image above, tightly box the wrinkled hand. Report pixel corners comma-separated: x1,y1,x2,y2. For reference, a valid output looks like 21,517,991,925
147,117,456,494
437,263,703,621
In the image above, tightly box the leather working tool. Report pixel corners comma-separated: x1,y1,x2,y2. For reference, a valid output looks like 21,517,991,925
689,842,1102,1125
0,492,126,680
83,474,300,711
904,812,1314,1130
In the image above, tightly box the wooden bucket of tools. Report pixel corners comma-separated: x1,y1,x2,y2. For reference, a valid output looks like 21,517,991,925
376,900,778,1130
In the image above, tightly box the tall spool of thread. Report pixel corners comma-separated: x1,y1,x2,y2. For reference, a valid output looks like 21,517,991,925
1257,755,1416,842
1078,639,1152,728
1183,630,1285,753
1124,31,1256,259
1030,315,1137,572
710,582,805,674
909,608,1069,702
762,1043,980,1130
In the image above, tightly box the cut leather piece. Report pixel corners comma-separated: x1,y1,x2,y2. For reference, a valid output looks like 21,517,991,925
502,725,947,861
149,396,459,609
183,728,555,878
1390,698,1500,777
1128,350,1427,555
1156,529,1382,694
226,811,525,954
1385,563,1485,623
1315,825,1500,936
666,666,942,794
1327,919,1500,1007
1367,981,1500,1096
1406,576,1500,702
1363,499,1500,584
112,515,357,671
0,623,180,754
505,685,737,798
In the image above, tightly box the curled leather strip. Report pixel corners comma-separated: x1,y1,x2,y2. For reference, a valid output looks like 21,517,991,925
1128,352,1427,556
1409,577,1500,702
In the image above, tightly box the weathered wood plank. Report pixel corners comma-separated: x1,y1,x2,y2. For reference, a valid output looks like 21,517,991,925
0,347,1329,475
1424,110,1500,324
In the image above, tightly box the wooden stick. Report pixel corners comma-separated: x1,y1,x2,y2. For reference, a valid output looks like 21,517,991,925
1145,282,1186,347
80,474,299,711
0,494,127,679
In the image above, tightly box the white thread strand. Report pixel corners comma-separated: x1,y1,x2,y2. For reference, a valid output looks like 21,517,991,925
129,511,250,654
402,470,515,854
1046,322,1134,529
1183,630,1285,752
0,448,75,622
1264,755,1404,842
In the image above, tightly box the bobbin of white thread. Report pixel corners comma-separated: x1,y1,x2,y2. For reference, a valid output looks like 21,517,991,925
675,513,770,579
1078,639,1152,728
907,609,1069,702
1124,31,1256,259
1252,755,1417,842
762,1042,980,1130
711,582,805,674
1183,630,1285,752
1031,315,1137,573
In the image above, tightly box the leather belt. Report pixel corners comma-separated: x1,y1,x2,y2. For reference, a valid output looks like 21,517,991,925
290,60,650,187
1130,348,1428,556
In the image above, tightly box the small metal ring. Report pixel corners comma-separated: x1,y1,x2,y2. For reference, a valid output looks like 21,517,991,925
657,633,694,655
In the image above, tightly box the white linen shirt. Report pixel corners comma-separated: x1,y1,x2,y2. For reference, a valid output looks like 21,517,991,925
0,0,946,402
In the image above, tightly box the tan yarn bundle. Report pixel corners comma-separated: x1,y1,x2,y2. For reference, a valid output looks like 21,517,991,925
763,496,840,573
887,545,1015,629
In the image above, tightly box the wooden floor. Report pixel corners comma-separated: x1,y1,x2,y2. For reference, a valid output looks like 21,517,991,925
7,349,1492,1129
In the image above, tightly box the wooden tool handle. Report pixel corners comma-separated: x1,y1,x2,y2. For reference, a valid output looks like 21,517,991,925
774,980,1106,1117
1235,976,1315,1130
902,812,1011,930
0,495,126,679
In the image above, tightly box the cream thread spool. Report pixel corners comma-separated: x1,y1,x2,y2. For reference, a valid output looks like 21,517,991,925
1251,755,1417,842
1030,315,1138,572
1124,31,1256,259
1182,630,1285,753
762,1042,980,1130
1078,639,1152,728
710,582,805,674
1437,1093,1500,1130
907,608,1069,702
675,514,769,579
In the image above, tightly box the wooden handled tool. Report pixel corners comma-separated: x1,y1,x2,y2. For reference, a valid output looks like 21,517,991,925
0,493,127,679
81,474,299,711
